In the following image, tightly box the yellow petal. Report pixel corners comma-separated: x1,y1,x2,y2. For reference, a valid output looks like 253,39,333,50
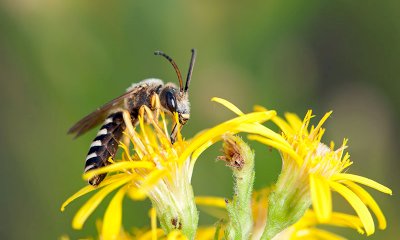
326,212,364,234
284,112,305,132
83,161,154,181
295,228,346,240
254,105,294,135
189,138,220,177
303,210,365,234
195,196,227,209
61,173,127,211
179,111,276,164
272,117,294,136
72,175,133,229
238,123,290,146
312,111,332,134
343,181,387,230
310,174,332,222
211,97,245,116
253,105,268,112
331,214,364,234
102,186,128,240
247,134,303,166
133,169,168,198
142,169,168,188
211,100,288,147
329,181,375,235
211,100,286,146
127,187,147,201
253,105,295,134
191,138,220,163
332,173,392,195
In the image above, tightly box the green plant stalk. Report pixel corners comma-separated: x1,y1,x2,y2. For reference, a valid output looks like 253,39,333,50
221,134,255,240
261,164,311,240
213,220,224,240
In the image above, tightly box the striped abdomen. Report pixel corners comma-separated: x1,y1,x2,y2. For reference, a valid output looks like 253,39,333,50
84,112,126,186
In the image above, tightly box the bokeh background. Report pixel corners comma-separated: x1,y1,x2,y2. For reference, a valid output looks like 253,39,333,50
1,1,399,239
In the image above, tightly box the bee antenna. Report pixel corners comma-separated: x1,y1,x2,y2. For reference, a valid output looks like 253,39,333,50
184,49,196,93
154,50,184,92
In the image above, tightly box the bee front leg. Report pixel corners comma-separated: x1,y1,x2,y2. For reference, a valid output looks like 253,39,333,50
150,93,177,144
170,123,178,144
169,113,183,144
150,93,161,122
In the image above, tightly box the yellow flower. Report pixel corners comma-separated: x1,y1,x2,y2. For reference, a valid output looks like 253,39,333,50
211,98,392,237
61,98,279,239
247,107,392,236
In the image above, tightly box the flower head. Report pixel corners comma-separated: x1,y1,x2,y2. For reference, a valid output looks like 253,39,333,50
248,107,392,236
61,98,278,239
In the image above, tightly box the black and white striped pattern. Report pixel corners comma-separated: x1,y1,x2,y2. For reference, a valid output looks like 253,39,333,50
84,112,126,186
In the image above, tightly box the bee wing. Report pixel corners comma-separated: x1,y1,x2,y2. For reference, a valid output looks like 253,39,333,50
68,90,135,138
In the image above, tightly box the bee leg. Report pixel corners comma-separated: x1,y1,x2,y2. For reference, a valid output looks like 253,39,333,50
170,123,177,144
121,132,130,149
170,112,182,144
122,109,149,157
120,132,131,162
150,93,161,123
122,110,136,138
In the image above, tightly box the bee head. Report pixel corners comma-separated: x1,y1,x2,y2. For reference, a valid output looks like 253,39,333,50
155,49,196,125
160,84,190,124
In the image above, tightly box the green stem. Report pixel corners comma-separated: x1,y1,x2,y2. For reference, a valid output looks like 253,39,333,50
261,165,311,240
221,134,255,240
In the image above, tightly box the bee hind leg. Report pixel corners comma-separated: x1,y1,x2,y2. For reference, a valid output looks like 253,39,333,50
122,110,137,138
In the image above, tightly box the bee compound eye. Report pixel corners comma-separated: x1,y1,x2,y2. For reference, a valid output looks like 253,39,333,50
166,91,177,112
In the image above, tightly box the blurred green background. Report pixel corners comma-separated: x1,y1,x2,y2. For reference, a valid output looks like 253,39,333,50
1,1,399,239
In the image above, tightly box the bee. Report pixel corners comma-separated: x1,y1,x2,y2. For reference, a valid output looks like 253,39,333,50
68,49,196,186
